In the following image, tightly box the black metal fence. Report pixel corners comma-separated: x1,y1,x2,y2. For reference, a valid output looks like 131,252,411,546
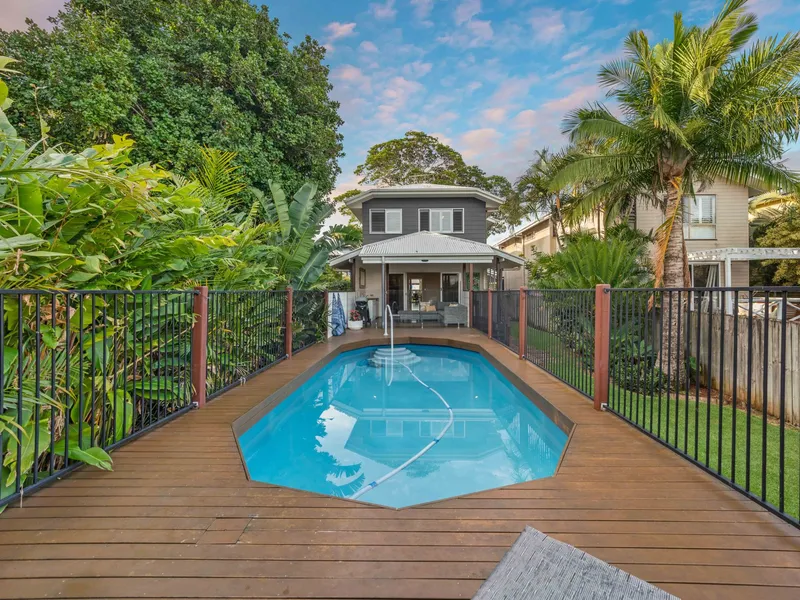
492,290,520,352
607,287,800,526
472,291,488,334
524,289,595,398
0,289,195,508
206,291,287,400
292,291,326,353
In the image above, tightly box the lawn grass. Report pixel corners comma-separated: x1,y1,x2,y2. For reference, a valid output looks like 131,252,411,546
523,325,800,521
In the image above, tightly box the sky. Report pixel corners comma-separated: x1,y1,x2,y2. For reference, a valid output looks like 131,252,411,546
4,0,800,236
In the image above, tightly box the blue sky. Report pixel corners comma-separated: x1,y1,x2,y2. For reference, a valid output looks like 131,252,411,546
5,0,800,227
261,0,800,205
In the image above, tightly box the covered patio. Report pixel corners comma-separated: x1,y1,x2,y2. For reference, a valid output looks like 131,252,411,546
330,231,525,326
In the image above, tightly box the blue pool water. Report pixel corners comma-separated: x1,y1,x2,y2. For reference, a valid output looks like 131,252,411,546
238,345,568,508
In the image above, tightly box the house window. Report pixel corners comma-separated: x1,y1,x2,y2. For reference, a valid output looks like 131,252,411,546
683,195,716,239
442,273,460,303
370,209,402,234
418,208,464,233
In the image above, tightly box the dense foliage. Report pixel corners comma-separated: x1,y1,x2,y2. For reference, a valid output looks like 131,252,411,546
529,225,653,289
0,55,357,500
549,0,800,291
0,0,343,196
354,131,521,233
752,205,800,284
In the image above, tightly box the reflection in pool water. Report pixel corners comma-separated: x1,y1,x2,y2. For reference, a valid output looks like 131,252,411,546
238,345,568,508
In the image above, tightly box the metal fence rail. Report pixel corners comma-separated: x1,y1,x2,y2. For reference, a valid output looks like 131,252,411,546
524,289,596,399
292,291,326,353
0,289,195,508
491,290,520,352
607,287,800,526
472,291,488,334
206,291,287,400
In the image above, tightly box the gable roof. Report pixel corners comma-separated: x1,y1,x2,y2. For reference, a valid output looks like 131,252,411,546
494,215,552,248
329,231,525,266
343,184,505,210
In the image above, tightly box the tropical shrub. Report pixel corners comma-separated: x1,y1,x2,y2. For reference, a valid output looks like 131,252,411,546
530,225,653,289
0,56,358,505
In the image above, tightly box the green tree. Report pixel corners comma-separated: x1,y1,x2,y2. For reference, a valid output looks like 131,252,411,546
752,206,800,285
0,0,343,196
354,131,516,232
550,0,800,291
333,189,363,228
548,0,800,377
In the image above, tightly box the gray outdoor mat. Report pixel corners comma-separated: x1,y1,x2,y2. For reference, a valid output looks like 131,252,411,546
473,527,679,600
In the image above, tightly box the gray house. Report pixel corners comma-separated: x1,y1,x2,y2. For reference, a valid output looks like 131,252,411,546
330,184,524,322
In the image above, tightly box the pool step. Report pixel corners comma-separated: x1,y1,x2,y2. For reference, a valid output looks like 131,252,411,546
369,347,421,367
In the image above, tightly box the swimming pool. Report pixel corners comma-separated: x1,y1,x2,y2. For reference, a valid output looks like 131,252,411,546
237,344,570,508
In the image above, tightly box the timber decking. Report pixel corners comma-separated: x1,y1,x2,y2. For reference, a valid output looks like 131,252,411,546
0,328,798,599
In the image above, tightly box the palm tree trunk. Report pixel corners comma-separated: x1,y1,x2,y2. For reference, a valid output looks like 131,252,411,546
659,183,688,390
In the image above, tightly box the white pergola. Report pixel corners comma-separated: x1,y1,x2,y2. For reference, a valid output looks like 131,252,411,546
687,247,800,313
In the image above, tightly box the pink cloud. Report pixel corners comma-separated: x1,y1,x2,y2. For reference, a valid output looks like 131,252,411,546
402,61,433,79
480,108,507,125
455,0,482,25
512,109,537,129
489,76,539,106
332,65,372,93
541,84,601,113
370,0,397,21
459,128,502,160
411,0,435,20
359,41,379,53
530,8,592,45
324,21,357,41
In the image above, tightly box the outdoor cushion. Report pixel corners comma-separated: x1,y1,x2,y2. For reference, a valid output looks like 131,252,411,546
473,526,679,600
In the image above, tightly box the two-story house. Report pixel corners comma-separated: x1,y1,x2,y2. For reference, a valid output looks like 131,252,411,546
329,184,524,321
496,178,753,289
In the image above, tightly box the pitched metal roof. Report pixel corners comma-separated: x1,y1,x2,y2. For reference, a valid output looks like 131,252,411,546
343,184,505,209
329,231,525,266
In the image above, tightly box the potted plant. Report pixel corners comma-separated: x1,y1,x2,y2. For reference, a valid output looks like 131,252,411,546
348,309,363,330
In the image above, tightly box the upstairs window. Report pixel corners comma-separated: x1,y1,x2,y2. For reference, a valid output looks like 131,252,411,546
370,209,402,234
418,208,464,233
683,195,716,239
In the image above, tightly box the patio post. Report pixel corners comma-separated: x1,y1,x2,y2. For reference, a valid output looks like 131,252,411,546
518,287,526,359
191,285,209,408
468,263,474,328
593,284,611,411
285,286,293,360
488,288,493,339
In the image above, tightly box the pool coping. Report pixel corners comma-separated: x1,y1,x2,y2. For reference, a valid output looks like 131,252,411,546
230,336,576,509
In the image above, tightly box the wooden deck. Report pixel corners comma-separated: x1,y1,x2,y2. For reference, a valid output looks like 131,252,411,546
0,328,798,599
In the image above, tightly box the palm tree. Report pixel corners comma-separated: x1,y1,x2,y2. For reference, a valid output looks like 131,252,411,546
551,0,800,290
516,149,572,247
549,0,800,380
749,190,800,224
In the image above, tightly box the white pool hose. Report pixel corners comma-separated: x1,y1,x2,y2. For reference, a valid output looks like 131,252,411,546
349,351,454,501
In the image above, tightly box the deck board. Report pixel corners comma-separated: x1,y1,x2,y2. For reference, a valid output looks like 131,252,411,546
0,328,798,599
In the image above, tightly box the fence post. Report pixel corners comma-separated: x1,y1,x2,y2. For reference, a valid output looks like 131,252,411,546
593,284,611,411
285,286,293,359
191,285,209,408
487,289,493,339
519,287,527,359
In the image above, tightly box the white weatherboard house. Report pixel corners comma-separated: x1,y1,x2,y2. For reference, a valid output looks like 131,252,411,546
330,184,524,325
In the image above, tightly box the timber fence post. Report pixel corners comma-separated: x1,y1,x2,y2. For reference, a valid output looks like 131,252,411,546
285,287,293,359
594,284,611,411
519,287,527,359
191,285,209,408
